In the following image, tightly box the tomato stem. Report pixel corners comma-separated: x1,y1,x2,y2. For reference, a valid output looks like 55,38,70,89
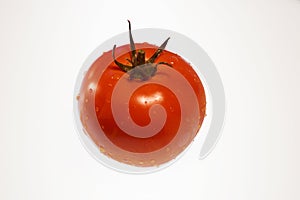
136,50,145,65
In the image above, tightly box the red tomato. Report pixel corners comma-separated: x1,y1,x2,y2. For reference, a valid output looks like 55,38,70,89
77,27,206,167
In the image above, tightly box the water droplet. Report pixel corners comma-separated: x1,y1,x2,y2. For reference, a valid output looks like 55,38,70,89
171,56,179,62
150,159,156,164
108,83,113,87
123,158,131,164
82,122,87,129
99,146,106,153
139,161,144,165
169,106,175,112
166,147,170,152
101,125,105,130
170,61,174,65
95,106,99,112
193,78,199,83
85,115,89,120
107,152,113,157
111,74,120,80
85,98,89,103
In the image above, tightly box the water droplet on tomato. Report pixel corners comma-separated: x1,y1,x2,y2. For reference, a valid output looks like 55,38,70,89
99,146,106,153
150,159,156,164
101,125,105,130
108,83,113,87
123,158,132,164
85,98,89,103
85,115,89,120
111,74,120,80
139,161,144,165
171,55,179,62
169,106,175,112
107,152,113,157
95,106,99,112
82,121,87,129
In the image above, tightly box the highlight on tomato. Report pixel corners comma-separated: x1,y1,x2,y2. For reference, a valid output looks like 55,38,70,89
76,21,206,168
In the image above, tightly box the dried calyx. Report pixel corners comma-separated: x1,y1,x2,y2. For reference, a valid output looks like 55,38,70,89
112,20,172,81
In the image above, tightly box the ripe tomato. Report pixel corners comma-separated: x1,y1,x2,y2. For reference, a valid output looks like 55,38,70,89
77,23,206,167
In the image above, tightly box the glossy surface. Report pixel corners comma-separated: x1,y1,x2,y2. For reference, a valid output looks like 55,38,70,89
77,43,206,167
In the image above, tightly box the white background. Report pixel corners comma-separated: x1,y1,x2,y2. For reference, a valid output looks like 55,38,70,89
1,0,300,199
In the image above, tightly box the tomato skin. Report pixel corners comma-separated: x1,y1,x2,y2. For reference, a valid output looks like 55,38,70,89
78,43,206,167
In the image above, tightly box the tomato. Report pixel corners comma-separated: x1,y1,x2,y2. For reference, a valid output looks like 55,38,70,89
77,22,206,167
